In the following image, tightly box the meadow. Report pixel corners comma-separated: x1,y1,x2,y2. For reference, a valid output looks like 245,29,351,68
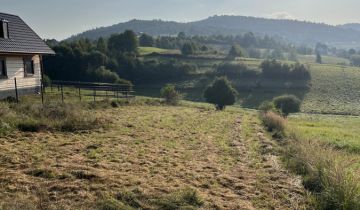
0,94,307,210
140,53,360,116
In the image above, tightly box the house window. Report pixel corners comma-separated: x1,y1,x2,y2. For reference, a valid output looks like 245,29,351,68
24,58,34,76
0,58,7,78
0,20,9,39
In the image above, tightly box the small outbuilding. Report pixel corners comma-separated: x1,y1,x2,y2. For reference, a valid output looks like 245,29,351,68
0,12,54,99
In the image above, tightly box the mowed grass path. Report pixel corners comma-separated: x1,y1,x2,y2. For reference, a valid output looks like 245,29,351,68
0,104,305,209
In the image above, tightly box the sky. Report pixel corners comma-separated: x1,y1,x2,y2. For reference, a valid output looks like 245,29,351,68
1,0,360,40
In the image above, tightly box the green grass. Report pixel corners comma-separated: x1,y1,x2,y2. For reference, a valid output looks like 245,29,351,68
140,54,360,115
298,55,350,65
138,47,180,55
288,114,360,153
0,95,306,209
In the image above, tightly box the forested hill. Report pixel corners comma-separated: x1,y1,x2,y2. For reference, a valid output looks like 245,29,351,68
339,23,360,32
67,15,360,45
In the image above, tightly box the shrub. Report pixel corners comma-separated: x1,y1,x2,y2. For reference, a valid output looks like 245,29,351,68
228,45,244,59
204,77,237,110
273,95,301,116
42,74,51,87
160,84,181,105
284,140,360,210
260,60,311,80
260,59,290,79
216,62,258,78
181,43,195,55
17,119,43,132
111,100,120,108
90,66,132,85
260,111,287,135
258,101,276,113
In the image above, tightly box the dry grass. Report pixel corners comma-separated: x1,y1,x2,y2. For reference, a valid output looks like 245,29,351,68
0,102,306,209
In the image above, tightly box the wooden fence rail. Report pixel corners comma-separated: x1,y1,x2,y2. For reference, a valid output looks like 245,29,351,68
45,80,135,103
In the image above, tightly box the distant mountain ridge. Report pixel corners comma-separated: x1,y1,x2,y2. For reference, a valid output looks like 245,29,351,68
67,15,360,46
339,23,360,32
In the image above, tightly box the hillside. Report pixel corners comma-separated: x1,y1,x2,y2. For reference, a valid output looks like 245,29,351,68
339,23,360,32
136,54,360,115
68,15,360,45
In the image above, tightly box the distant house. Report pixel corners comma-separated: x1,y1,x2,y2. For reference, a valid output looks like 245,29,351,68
0,12,54,99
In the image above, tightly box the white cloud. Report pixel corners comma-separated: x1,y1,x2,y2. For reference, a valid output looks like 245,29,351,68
268,11,296,20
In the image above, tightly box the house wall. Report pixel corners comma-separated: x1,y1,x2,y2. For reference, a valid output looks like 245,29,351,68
0,54,41,99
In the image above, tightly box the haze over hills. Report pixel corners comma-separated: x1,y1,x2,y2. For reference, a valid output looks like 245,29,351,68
67,15,360,47
339,23,360,32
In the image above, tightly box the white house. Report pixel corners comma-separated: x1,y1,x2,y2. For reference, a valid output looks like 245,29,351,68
0,12,54,99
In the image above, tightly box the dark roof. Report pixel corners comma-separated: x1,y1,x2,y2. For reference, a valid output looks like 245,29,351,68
0,12,54,55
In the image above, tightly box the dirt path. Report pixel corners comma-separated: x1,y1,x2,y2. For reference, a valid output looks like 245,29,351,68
220,112,306,210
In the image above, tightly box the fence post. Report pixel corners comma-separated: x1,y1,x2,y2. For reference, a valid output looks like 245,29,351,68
14,77,19,103
78,87,81,101
40,80,44,105
93,88,96,101
61,84,64,103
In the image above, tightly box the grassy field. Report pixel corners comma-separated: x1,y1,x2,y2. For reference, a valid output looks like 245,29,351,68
138,47,180,56
288,114,360,153
0,95,306,209
284,112,360,209
140,55,360,115
297,55,350,65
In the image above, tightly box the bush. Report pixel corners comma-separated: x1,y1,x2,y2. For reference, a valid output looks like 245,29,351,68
181,43,195,55
111,100,120,108
228,45,244,59
260,60,310,80
160,84,181,105
204,77,237,110
17,119,43,132
273,95,301,116
260,111,287,135
216,62,258,78
258,101,276,113
90,66,132,85
260,59,290,79
42,74,51,87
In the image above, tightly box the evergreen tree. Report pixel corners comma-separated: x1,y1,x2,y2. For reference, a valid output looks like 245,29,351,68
228,45,243,59
181,43,195,55
316,52,322,64
96,37,107,53
139,33,155,47
204,77,237,110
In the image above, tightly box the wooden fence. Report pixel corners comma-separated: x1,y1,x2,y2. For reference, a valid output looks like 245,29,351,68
45,80,135,103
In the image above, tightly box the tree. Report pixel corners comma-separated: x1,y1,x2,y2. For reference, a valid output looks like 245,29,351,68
181,43,195,55
108,30,138,55
350,55,360,66
273,95,301,116
228,45,243,59
204,77,237,110
139,33,155,47
177,32,186,39
316,52,322,64
96,37,107,53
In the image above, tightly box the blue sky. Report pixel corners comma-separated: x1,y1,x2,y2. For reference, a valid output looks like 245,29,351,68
1,0,360,40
